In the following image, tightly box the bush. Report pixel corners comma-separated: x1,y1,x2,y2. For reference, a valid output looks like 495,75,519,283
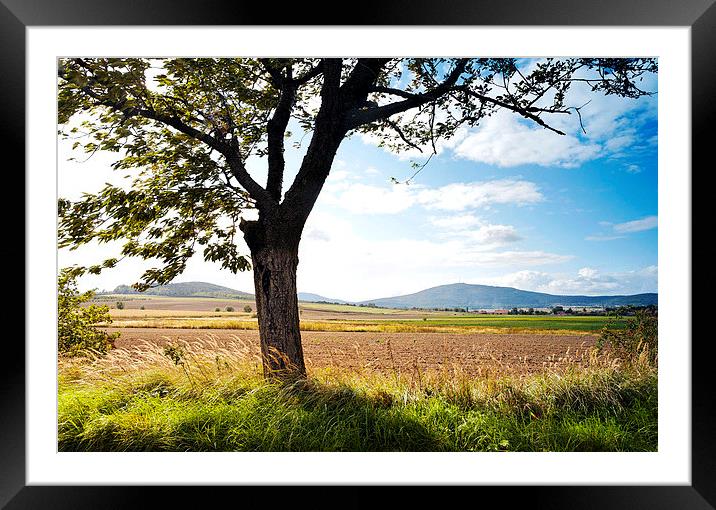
58,269,119,356
215,308,221,312
225,306,234,312
116,301,125,310
598,309,657,364
243,305,252,313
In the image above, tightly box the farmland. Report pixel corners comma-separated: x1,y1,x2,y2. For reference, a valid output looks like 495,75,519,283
88,294,630,378
58,294,656,452
95,294,625,334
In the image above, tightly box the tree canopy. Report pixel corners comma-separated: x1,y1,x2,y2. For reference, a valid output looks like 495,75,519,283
58,57,657,289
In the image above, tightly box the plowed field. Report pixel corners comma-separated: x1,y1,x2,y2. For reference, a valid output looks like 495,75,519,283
106,327,598,377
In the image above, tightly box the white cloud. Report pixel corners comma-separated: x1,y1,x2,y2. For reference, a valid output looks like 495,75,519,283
430,215,523,248
483,270,554,291
296,211,571,301
321,182,418,214
484,265,658,296
361,64,657,170
577,267,598,278
604,134,635,152
415,179,543,211
458,250,571,267
320,178,543,215
452,111,602,168
429,214,483,230
613,215,658,233
326,169,351,182
588,215,657,240
450,224,523,246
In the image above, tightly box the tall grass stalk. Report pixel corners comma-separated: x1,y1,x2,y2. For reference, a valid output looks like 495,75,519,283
58,338,656,452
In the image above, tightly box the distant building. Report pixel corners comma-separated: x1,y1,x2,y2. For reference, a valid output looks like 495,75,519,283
493,309,509,315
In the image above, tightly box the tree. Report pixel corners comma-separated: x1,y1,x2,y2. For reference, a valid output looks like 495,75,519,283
57,57,657,379
58,268,119,356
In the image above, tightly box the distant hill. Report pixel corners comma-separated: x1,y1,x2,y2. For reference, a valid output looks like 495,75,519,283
298,293,349,304
109,281,254,299
358,283,657,310
107,282,346,303
105,281,657,310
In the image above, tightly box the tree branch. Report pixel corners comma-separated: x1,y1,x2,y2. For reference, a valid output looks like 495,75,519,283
258,58,285,87
340,58,392,107
368,85,421,100
281,59,344,222
385,119,424,153
59,61,273,205
344,59,469,131
293,61,324,85
266,64,297,202
455,86,567,135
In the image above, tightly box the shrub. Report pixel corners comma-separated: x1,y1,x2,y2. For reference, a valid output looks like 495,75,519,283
58,269,119,356
243,305,252,313
215,308,221,312
598,309,657,364
140,305,145,310
225,306,234,312
116,301,125,310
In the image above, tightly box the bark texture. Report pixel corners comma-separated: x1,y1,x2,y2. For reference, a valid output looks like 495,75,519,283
251,245,304,378
242,214,306,379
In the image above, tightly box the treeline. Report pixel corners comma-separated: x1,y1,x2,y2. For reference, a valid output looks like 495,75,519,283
510,305,658,316
398,305,659,316
604,304,658,316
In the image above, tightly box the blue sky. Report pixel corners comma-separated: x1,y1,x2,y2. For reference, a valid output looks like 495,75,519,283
58,61,658,302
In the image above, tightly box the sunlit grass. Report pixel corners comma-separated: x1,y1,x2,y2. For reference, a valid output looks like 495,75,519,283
58,339,657,452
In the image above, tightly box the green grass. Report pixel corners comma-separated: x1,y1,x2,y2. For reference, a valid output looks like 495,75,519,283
107,315,624,334
58,347,656,452
368,315,627,331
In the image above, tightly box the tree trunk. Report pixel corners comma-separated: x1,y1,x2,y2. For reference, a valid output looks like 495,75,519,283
244,219,306,380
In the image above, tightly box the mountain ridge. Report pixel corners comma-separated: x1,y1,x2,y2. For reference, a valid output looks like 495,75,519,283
106,281,254,299
358,283,657,309
104,281,657,309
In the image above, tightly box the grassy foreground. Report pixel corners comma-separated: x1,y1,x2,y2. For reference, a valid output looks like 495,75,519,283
58,343,657,452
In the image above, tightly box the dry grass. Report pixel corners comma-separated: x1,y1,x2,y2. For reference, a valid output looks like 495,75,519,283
58,332,637,391
57,334,657,452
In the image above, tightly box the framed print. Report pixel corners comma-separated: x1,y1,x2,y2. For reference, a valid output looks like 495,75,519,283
6,0,713,507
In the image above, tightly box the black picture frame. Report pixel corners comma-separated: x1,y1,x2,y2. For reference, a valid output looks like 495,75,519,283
5,0,712,507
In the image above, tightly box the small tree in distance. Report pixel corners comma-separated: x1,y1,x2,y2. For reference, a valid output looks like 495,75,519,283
243,305,252,313
57,57,657,379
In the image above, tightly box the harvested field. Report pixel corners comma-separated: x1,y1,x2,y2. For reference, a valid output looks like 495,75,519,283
105,327,598,377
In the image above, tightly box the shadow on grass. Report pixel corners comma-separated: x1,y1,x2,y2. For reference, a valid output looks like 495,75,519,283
59,377,445,452
178,379,445,452
58,371,657,452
